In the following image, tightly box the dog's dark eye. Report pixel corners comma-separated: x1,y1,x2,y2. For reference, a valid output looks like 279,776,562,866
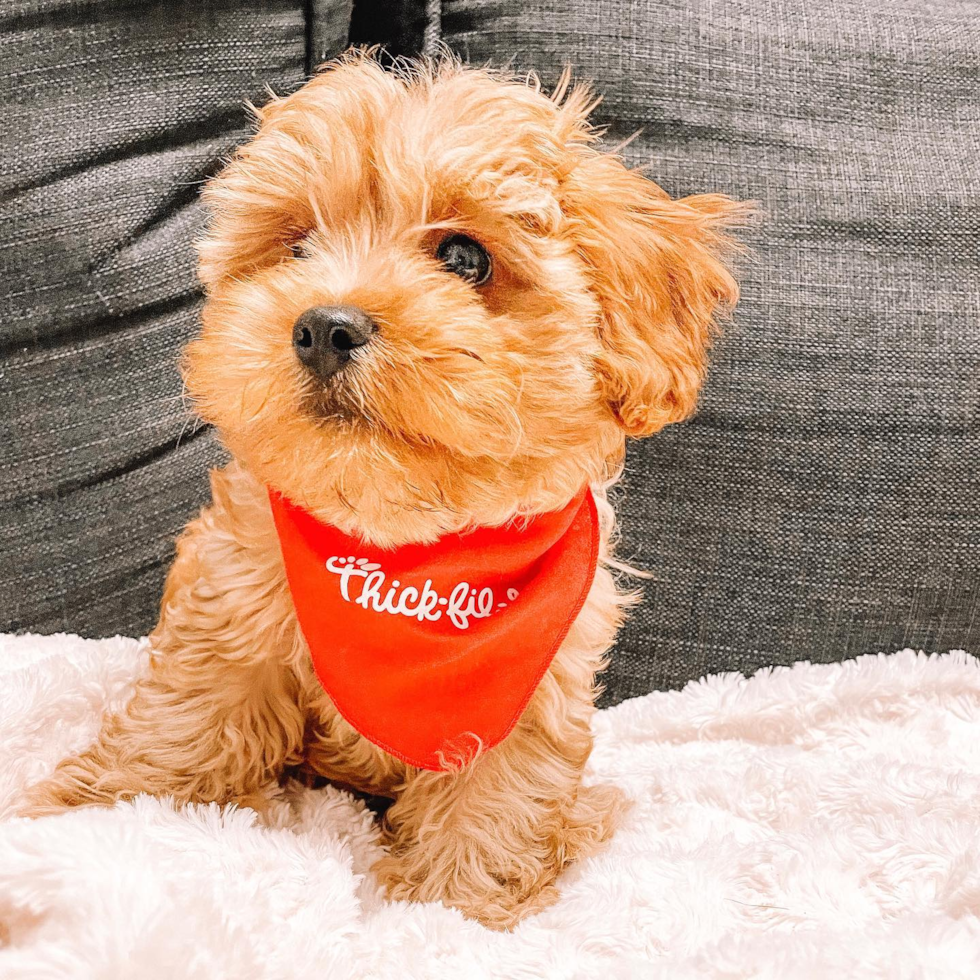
286,237,310,258
436,234,492,286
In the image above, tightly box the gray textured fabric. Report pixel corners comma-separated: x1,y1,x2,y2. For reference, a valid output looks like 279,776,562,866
0,1,326,636
437,0,980,702
311,0,354,72
3,0,977,709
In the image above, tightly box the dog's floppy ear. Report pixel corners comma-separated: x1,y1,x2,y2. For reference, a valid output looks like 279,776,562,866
196,111,312,288
562,151,744,437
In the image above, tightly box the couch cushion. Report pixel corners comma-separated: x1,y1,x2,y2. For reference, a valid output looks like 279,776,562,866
0,1,335,636
437,0,980,701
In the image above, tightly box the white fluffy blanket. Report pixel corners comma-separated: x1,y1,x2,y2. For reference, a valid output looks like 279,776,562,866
1,633,979,978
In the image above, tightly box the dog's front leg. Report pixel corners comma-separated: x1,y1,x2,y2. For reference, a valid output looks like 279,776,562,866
373,691,628,930
22,659,302,816
22,467,307,816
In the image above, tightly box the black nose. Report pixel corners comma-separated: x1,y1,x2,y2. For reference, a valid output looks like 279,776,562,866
292,305,376,380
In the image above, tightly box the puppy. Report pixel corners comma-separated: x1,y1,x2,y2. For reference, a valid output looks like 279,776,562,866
25,53,742,929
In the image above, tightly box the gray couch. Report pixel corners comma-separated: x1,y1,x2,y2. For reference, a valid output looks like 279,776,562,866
2,0,977,704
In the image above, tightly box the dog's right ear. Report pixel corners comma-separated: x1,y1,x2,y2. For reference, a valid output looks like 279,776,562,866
197,54,399,289
196,113,309,288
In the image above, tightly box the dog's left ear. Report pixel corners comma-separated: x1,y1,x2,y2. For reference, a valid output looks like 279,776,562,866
561,151,745,437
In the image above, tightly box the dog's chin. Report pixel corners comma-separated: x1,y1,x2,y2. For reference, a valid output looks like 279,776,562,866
300,387,428,457
303,386,366,428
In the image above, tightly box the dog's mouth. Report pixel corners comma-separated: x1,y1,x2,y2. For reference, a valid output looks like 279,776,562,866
299,352,400,438
302,381,368,426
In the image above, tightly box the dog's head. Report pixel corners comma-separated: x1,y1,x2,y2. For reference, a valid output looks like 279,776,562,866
186,53,743,544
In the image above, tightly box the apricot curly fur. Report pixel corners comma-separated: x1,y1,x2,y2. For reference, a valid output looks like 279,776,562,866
23,51,743,929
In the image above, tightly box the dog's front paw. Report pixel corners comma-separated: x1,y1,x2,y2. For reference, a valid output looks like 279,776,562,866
16,752,128,817
373,850,561,930
373,777,630,929
373,780,629,929
17,772,94,818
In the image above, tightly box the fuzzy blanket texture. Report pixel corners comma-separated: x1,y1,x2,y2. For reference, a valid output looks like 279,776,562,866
1,634,980,979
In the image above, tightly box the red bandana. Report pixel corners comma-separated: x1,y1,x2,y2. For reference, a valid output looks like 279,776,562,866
269,487,599,770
